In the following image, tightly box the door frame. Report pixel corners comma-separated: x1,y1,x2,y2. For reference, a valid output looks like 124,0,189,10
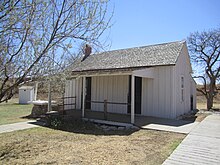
127,75,142,114
85,77,91,109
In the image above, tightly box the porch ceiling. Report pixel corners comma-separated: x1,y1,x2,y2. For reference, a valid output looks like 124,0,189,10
71,66,148,77
72,71,131,77
132,68,154,78
71,67,155,78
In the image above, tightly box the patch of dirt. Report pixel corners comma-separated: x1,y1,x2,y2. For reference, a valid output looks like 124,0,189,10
0,122,185,165
193,113,209,122
181,111,209,122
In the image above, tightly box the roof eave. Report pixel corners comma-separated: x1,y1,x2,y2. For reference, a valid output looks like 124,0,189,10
71,64,176,75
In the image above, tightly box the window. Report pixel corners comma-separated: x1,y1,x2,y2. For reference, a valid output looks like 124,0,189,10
181,89,184,102
181,76,184,88
181,76,184,102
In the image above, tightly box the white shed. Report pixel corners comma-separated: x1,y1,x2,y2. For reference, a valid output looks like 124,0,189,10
19,86,35,104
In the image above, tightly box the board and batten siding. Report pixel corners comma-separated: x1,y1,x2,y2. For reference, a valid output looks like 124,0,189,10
64,79,75,110
64,78,82,110
91,75,129,114
174,44,193,117
65,69,176,118
141,66,175,118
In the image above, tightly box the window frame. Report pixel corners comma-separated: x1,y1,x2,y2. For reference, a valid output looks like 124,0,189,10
181,75,184,102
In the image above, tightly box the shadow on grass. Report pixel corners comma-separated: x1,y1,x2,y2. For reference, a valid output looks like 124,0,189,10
20,115,38,120
28,118,138,136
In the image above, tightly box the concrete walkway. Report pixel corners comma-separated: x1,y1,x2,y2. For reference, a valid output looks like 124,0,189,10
137,117,199,134
0,121,39,134
163,114,220,165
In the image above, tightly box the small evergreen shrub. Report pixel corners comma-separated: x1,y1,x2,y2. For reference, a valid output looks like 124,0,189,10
47,115,63,129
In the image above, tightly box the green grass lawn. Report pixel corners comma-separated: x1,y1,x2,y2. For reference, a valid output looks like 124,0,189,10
0,99,33,125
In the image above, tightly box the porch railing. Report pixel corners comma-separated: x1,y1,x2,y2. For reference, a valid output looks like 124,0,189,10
86,100,130,120
63,96,76,111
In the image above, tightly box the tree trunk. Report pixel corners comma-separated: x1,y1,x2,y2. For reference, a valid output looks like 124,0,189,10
207,82,215,110
207,96,213,110
48,81,52,112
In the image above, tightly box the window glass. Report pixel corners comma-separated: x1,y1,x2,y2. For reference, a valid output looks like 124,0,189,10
181,76,184,102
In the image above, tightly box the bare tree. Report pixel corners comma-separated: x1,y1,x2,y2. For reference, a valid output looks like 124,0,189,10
0,0,112,103
188,28,220,110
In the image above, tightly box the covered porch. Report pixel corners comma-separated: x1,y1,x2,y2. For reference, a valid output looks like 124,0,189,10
65,67,155,124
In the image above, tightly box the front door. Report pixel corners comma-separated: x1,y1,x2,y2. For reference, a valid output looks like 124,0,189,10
135,76,142,114
190,95,193,110
85,77,91,109
127,76,142,114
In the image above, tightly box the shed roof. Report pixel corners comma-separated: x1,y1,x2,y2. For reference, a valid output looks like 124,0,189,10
72,41,185,73
19,86,34,90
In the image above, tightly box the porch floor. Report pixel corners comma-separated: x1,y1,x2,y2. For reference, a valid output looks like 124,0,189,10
64,109,199,134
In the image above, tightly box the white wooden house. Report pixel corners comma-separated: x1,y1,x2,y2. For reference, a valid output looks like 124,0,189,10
65,41,196,123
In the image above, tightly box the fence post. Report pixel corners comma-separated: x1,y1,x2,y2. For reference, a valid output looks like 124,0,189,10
62,96,64,111
74,97,76,110
104,100,107,120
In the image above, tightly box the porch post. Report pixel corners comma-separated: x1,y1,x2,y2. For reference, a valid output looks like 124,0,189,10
82,76,86,118
131,75,135,124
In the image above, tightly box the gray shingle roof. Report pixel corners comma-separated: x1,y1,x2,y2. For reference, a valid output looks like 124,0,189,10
72,41,185,73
